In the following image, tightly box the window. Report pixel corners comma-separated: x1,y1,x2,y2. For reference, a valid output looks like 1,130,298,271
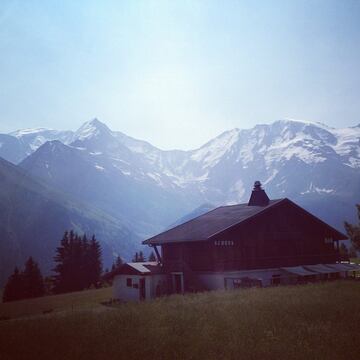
271,275,281,286
126,278,132,287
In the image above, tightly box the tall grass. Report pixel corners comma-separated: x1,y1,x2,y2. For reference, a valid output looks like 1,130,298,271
1,281,360,360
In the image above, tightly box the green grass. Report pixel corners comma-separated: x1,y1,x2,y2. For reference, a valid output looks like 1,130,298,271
0,287,112,319
1,281,360,360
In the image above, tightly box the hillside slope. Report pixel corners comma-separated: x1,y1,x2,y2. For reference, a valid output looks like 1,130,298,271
0,157,138,286
0,281,359,360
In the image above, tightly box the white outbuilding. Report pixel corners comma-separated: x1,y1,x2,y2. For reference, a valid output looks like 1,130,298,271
112,262,166,301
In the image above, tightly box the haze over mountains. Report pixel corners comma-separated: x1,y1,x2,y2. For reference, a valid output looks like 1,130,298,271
0,118,359,284
0,156,139,285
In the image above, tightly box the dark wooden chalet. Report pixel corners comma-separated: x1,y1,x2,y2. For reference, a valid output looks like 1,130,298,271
142,181,347,293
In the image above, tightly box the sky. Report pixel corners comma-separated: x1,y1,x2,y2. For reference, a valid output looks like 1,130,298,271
0,0,360,150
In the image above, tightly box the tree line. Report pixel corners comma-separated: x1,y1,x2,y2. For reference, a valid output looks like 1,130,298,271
3,230,158,302
53,231,102,293
3,231,103,302
3,257,45,302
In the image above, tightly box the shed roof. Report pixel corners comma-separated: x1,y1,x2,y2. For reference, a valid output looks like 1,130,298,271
341,263,360,271
143,198,347,245
303,264,339,274
127,262,159,274
324,263,354,272
281,266,318,276
111,262,163,276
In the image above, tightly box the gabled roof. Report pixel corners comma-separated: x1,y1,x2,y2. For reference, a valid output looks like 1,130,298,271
143,199,284,245
143,198,347,245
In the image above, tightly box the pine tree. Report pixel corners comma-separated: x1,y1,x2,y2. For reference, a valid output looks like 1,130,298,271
53,231,71,293
115,255,123,268
344,204,360,251
339,243,349,261
80,234,90,288
2,267,23,302
88,235,102,287
148,251,156,262
132,252,139,262
132,251,145,262
22,257,45,299
53,231,103,293
349,246,358,259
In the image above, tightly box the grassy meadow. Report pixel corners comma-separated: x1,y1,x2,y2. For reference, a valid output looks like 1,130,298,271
0,287,112,319
1,281,360,360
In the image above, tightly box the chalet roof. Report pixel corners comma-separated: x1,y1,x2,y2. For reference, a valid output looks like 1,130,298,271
143,198,347,245
144,199,283,245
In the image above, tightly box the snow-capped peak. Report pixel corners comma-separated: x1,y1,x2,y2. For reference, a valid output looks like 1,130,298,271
74,118,112,141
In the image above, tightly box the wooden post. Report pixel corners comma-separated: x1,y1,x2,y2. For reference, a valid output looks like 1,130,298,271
153,245,162,264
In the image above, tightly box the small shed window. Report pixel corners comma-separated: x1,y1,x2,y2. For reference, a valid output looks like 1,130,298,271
126,278,132,287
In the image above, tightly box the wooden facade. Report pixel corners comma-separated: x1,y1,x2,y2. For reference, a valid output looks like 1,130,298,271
139,182,348,294
160,199,341,275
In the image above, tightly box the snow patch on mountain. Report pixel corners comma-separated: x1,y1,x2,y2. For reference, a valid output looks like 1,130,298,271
301,183,335,195
191,129,239,168
10,128,52,137
95,165,105,171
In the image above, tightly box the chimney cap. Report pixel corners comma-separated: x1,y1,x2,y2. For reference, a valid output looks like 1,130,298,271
248,180,270,206
253,181,262,190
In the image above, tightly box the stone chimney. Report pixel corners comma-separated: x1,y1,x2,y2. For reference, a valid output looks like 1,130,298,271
248,181,270,206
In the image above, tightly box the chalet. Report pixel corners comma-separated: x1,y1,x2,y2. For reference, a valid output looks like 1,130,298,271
113,181,360,301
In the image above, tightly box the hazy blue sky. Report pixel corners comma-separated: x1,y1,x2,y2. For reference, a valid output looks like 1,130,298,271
0,0,360,149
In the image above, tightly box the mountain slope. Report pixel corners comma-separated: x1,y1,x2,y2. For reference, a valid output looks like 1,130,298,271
20,138,195,237
168,203,216,229
0,157,139,286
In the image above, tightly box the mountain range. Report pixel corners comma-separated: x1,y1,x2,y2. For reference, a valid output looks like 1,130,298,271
0,118,359,284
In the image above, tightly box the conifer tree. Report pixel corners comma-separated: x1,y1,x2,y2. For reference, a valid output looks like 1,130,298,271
138,251,145,262
53,231,103,293
88,235,102,287
148,251,156,262
132,251,145,262
339,243,349,261
115,255,123,268
345,204,360,251
22,257,45,299
349,246,358,258
53,231,71,293
2,267,23,302
80,234,90,288
132,252,139,262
